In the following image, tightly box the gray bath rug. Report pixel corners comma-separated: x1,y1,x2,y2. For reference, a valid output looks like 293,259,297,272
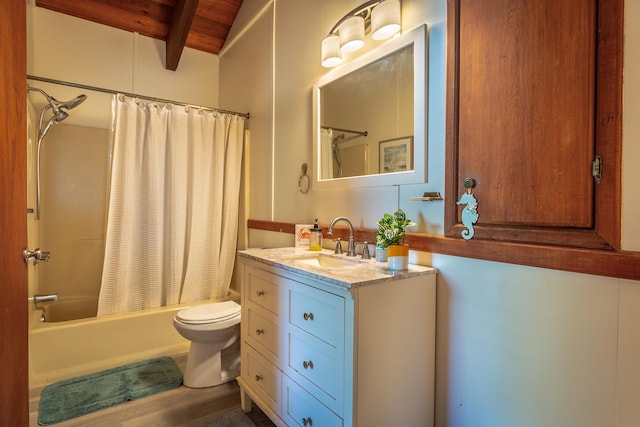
37,356,183,425
197,408,256,427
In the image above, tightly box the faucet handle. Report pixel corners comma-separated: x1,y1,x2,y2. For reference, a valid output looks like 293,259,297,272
332,238,343,254
23,247,51,265
355,241,371,259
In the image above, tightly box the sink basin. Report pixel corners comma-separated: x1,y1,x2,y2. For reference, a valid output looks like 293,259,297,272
292,254,361,268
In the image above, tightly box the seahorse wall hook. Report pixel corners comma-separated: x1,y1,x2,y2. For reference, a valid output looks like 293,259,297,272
456,178,479,240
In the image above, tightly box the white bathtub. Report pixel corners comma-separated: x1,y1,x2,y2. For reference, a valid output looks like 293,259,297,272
28,290,240,387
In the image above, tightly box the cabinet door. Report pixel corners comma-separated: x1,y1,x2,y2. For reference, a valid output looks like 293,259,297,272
445,0,622,249
282,375,343,427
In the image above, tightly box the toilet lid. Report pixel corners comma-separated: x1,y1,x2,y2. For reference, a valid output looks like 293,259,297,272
176,301,240,324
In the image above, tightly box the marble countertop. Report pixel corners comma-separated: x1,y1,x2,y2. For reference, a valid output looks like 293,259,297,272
238,247,437,289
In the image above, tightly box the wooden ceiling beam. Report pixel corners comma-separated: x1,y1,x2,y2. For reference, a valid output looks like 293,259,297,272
35,0,244,58
166,0,200,70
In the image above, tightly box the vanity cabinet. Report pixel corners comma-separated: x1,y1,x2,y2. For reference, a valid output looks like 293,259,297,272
240,266,283,415
237,251,437,427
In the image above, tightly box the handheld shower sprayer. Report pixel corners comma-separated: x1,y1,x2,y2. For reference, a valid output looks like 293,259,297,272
38,110,69,141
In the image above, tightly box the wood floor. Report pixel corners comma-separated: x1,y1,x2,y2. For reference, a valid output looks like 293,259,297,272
29,354,276,427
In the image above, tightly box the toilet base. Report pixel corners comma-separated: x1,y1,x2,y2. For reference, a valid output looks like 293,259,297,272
182,337,241,388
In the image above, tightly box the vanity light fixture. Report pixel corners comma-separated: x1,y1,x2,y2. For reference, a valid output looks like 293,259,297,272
321,0,401,68
371,0,401,40
339,15,366,53
321,34,342,67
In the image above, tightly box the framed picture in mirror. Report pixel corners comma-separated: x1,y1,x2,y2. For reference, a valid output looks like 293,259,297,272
379,136,413,173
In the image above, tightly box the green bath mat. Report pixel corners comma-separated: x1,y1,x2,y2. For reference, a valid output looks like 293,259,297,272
38,356,183,425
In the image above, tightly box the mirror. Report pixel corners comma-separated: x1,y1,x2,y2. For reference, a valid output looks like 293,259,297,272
313,24,427,190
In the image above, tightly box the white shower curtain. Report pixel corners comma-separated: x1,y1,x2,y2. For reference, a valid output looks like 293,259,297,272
320,128,334,179
98,95,245,316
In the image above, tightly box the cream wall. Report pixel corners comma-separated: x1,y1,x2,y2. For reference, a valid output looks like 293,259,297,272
37,124,109,311
220,1,640,426
26,0,219,112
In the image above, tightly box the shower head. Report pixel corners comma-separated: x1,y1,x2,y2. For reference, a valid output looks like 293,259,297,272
27,85,87,114
28,85,87,141
49,94,87,112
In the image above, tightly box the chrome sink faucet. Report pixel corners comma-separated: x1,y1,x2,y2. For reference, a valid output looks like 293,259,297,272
328,216,356,256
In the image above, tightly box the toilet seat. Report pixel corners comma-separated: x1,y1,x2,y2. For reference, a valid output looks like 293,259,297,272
176,301,240,325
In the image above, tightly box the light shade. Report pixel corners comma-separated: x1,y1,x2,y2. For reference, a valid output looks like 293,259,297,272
321,34,342,68
371,0,401,40
338,15,365,53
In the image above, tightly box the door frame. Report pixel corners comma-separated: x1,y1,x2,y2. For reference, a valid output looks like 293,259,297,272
0,0,29,425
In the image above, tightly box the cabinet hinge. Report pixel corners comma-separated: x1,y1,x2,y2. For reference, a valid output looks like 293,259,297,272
592,155,602,183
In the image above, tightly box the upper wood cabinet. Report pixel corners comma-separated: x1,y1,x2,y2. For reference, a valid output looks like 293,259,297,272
445,0,623,249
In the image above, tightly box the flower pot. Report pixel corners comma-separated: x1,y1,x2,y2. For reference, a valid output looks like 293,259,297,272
387,244,409,270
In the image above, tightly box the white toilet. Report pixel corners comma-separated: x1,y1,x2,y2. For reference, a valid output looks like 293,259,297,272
173,300,241,388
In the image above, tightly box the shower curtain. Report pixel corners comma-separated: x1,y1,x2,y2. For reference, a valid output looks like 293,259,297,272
320,128,334,179
97,95,245,316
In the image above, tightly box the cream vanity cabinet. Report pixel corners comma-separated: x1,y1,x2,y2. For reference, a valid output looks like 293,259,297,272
237,249,437,427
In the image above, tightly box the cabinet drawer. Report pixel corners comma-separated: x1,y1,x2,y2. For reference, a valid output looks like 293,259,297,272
243,344,280,412
247,267,280,314
282,375,343,427
289,284,344,346
246,306,279,357
288,330,343,401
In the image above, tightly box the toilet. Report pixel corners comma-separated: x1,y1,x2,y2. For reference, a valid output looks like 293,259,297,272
173,300,241,388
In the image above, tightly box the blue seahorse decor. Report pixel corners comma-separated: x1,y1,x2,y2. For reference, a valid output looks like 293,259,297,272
456,192,479,240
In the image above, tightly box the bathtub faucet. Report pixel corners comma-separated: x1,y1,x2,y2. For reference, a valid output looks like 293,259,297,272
34,293,59,308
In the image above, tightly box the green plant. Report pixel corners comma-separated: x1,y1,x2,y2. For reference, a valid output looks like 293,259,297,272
376,209,414,248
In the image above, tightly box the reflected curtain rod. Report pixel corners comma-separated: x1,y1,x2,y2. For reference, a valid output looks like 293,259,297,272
321,125,368,136
27,74,250,119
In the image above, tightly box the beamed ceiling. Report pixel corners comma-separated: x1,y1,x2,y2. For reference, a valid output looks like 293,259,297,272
35,0,244,70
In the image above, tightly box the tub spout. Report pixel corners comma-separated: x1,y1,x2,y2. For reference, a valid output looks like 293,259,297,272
34,293,59,307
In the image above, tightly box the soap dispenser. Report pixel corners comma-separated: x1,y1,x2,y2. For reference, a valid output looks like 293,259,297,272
309,219,323,251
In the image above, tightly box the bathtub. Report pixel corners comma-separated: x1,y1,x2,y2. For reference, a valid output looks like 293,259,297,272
28,290,240,388
39,295,99,322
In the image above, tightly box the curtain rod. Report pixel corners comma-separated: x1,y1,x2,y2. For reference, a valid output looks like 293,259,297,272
27,74,250,119
321,125,368,137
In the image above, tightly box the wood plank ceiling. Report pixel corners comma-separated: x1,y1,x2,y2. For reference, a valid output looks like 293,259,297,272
35,0,244,70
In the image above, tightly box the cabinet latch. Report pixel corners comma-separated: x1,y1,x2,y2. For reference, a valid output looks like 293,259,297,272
592,155,602,183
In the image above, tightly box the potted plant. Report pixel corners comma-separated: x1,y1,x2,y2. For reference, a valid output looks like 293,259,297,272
375,209,414,268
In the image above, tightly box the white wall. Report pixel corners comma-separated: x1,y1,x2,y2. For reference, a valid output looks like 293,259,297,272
220,1,640,426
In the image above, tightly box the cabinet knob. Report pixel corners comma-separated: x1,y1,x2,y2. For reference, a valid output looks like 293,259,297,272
256,328,265,335
302,360,314,370
302,417,313,426
303,312,314,321
256,290,265,296
255,374,263,382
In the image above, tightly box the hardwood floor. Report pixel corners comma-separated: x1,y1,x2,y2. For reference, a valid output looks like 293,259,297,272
29,354,275,427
